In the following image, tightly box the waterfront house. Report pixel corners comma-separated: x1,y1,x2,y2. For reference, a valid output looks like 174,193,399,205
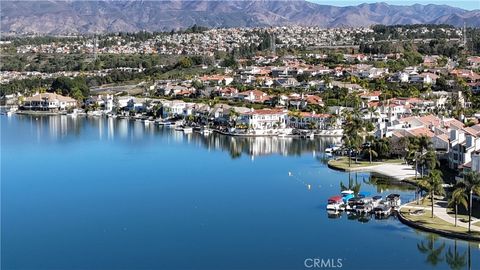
448,126,480,170
22,93,77,111
161,100,188,118
237,108,289,132
288,112,332,130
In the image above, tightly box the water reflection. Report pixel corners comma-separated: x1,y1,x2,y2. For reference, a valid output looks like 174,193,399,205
446,240,467,270
13,115,341,158
417,234,446,267
415,232,478,270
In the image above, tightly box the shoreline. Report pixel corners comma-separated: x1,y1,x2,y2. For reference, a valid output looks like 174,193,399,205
8,112,344,138
327,158,417,181
398,202,480,242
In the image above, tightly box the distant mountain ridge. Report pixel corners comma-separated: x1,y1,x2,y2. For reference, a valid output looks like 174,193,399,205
1,0,479,35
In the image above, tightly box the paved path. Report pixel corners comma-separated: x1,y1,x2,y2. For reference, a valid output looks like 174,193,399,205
354,163,417,180
402,201,480,232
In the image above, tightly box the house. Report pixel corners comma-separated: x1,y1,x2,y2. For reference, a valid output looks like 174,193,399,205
22,93,77,111
472,151,480,173
467,56,480,68
448,128,480,170
409,73,438,85
274,77,299,88
161,100,188,118
237,90,270,103
450,69,480,83
198,75,233,85
360,91,382,103
216,87,239,98
288,112,332,130
237,108,288,131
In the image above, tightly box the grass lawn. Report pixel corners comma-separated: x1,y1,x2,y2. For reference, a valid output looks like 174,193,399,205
328,157,404,171
400,207,480,237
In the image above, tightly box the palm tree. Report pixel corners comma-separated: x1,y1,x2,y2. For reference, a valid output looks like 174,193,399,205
448,187,468,227
457,171,480,232
366,106,379,123
363,147,378,163
418,169,445,218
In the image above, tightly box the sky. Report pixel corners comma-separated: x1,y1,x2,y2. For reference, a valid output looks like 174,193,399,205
310,0,480,10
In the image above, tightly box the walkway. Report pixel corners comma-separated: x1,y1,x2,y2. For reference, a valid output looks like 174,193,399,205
401,201,480,232
369,163,417,180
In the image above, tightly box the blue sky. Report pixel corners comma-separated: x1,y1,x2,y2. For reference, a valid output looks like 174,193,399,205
309,1,480,10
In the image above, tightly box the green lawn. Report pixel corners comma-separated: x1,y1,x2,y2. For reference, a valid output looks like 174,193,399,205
328,157,404,171
400,207,480,237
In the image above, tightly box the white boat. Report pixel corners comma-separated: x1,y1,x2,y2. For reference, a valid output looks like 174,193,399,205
201,128,213,135
386,194,401,208
372,195,382,207
325,145,341,153
183,127,193,133
326,196,343,211
68,109,79,117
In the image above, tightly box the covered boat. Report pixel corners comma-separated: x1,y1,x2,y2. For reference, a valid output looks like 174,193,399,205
386,194,401,207
326,196,343,211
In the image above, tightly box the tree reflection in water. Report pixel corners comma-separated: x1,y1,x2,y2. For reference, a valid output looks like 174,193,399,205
417,234,446,266
415,233,477,270
446,240,467,270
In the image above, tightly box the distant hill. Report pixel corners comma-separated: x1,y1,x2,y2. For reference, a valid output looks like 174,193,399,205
1,0,479,35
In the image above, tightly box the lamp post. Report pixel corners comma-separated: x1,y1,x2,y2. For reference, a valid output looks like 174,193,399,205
469,189,473,233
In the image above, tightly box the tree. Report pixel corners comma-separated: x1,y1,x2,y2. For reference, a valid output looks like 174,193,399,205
418,169,445,218
457,171,480,233
363,146,378,163
447,187,468,227
179,57,193,68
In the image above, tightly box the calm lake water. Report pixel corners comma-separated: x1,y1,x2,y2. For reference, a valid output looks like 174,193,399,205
1,115,479,270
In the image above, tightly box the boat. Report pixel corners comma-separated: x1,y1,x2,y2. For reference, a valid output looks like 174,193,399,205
341,190,355,204
325,144,341,154
386,194,401,208
201,127,213,135
326,196,343,211
326,210,342,219
373,204,392,217
183,127,193,134
355,204,373,215
372,195,382,207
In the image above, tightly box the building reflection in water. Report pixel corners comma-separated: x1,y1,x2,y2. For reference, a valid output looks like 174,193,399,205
16,115,341,158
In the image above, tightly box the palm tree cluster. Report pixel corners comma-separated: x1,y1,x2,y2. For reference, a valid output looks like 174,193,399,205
341,108,365,166
449,171,480,232
405,135,438,178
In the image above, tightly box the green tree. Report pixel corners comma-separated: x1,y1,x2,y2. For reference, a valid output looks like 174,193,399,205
457,171,480,232
418,169,445,218
448,187,468,227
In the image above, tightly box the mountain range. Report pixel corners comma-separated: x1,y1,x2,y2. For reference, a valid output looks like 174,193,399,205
1,0,479,35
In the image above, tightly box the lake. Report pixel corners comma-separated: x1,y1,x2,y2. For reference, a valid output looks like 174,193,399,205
1,115,479,270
